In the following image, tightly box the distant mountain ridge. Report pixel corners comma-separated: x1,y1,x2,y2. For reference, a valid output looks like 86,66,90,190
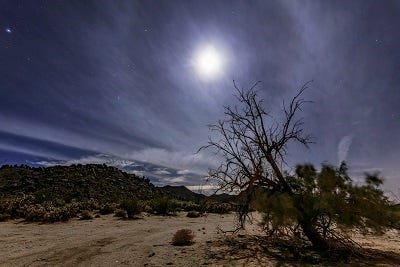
161,185,205,202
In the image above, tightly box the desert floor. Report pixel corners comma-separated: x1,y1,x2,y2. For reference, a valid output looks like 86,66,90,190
1,212,399,267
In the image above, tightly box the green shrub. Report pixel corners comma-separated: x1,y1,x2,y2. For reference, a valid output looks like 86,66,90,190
120,199,142,219
172,229,194,246
151,197,176,215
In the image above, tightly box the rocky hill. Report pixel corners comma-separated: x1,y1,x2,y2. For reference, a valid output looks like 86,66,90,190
0,164,163,203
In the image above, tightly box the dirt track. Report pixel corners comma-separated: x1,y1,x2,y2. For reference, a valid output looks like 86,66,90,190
0,213,242,266
1,213,399,266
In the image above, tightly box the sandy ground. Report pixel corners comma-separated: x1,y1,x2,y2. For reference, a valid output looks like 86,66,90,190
0,213,399,267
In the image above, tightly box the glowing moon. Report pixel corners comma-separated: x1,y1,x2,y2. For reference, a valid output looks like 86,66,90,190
194,45,224,80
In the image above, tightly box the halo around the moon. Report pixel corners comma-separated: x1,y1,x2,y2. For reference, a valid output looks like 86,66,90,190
193,45,224,80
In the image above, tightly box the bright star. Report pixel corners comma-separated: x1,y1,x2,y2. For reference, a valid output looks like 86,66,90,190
5,27,12,34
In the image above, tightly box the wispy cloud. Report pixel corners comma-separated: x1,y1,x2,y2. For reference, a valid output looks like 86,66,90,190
337,135,353,164
35,153,209,187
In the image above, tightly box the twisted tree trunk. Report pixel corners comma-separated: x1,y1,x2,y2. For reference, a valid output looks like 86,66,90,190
299,219,329,249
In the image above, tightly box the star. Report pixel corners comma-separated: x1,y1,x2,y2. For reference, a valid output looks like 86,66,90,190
5,27,12,34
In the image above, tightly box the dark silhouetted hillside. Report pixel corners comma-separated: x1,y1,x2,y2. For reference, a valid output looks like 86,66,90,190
0,164,162,203
161,185,206,202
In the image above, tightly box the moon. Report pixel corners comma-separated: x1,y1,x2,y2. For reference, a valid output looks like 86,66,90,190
194,45,224,80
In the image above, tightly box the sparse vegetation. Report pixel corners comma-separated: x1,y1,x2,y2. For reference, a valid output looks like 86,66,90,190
172,229,194,246
114,209,127,218
186,210,201,218
200,201,232,214
99,203,117,215
79,210,93,220
0,164,238,223
151,197,177,215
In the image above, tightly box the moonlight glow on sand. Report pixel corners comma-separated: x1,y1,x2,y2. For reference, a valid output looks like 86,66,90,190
194,45,224,80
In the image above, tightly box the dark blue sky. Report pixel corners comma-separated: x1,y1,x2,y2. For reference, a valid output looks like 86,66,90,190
0,0,399,193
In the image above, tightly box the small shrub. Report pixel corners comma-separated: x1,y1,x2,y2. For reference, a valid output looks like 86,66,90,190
56,207,74,222
181,202,201,211
141,203,153,213
99,203,116,215
186,210,200,218
114,209,127,218
25,204,47,221
172,229,194,246
203,201,232,214
79,210,93,220
151,197,176,215
120,199,142,219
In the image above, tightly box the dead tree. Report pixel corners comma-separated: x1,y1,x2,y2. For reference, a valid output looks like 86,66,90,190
200,81,332,247
201,81,400,250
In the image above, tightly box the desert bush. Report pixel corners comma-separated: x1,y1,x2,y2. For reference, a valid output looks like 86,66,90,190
179,201,201,212
0,213,10,221
55,206,75,222
186,210,201,218
99,203,117,215
79,210,93,220
0,197,80,223
0,194,35,218
25,204,47,221
141,202,153,213
120,199,142,219
114,209,127,218
172,229,194,246
201,201,232,214
151,197,177,215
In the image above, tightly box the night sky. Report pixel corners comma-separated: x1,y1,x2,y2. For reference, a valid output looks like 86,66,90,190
1,1,399,193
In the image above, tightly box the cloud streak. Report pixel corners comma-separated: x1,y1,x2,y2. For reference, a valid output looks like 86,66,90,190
337,135,353,164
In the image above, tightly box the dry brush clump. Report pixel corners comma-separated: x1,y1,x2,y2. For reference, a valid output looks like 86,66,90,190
186,210,201,218
114,209,128,218
79,210,93,220
0,194,96,222
99,203,117,215
120,199,142,219
172,229,195,246
203,201,233,214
